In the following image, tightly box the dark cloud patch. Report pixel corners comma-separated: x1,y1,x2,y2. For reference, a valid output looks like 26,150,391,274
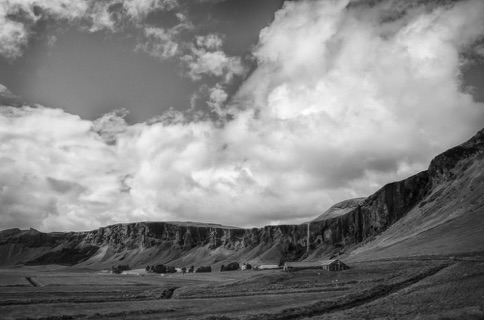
47,178,85,194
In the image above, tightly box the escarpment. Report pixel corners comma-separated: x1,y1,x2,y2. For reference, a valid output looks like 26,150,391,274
1,128,483,267
312,170,431,248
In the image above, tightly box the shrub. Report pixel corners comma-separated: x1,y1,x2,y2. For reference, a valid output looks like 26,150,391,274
148,264,177,274
221,262,239,272
112,264,130,274
166,266,176,273
152,264,167,273
196,266,212,273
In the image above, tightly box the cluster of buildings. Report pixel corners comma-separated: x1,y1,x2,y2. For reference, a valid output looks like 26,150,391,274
252,259,349,272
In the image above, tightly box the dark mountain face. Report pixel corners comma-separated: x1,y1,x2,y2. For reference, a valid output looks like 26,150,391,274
1,128,483,268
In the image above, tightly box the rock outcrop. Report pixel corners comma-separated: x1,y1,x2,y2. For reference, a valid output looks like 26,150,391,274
1,128,483,268
312,198,366,221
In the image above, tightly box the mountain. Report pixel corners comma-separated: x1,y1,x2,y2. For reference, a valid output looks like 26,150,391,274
311,198,366,221
347,127,484,261
1,128,483,268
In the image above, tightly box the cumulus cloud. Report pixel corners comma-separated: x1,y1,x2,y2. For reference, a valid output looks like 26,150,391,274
207,84,229,115
0,0,186,59
196,34,223,50
123,0,178,20
0,0,241,88
182,34,246,82
137,26,182,59
0,106,127,231
235,0,484,186
92,109,129,145
89,2,116,32
182,34,246,115
0,4,31,59
0,0,101,58
136,17,195,60
1,0,484,232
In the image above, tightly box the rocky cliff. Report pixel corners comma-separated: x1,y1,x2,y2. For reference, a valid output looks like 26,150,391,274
311,198,366,221
1,128,483,268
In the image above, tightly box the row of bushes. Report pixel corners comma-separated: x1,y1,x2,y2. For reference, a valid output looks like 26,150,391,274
145,264,213,274
113,262,253,274
196,266,212,273
146,264,177,273
220,262,240,271
112,264,130,274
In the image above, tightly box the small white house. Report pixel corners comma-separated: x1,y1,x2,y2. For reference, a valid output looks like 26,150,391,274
258,264,281,270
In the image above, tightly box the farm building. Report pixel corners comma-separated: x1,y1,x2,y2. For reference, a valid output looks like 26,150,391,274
321,259,349,271
283,259,349,271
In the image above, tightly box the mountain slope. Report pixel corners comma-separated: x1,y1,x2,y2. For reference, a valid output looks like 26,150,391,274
1,128,483,268
311,198,366,221
347,128,484,261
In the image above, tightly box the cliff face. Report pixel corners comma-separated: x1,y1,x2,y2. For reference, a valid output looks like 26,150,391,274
0,222,311,267
428,128,484,185
80,222,248,251
312,171,431,247
1,128,483,267
311,198,366,221
81,222,313,261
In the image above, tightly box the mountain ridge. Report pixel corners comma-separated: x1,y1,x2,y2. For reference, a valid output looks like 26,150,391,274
1,128,483,268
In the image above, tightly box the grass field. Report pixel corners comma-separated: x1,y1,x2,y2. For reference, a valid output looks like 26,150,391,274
1,254,483,320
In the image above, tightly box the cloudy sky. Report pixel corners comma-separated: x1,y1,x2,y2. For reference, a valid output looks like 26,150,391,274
1,0,484,232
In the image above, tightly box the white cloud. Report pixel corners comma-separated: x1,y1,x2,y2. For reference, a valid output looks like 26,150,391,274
237,0,484,151
196,34,223,50
0,106,127,231
207,83,228,115
1,0,484,232
89,2,116,32
0,0,95,59
137,26,181,59
182,34,246,82
92,109,129,144
0,5,29,59
0,0,185,59
123,0,178,20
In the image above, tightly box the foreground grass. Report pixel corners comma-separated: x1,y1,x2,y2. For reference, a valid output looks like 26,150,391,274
1,256,483,320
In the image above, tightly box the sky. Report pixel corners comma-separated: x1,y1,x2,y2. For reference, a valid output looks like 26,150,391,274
0,0,484,232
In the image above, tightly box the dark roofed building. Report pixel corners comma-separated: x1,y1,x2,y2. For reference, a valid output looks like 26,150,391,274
283,259,349,271
320,259,349,271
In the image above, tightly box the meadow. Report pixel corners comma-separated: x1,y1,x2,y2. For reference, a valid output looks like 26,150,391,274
1,254,483,320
